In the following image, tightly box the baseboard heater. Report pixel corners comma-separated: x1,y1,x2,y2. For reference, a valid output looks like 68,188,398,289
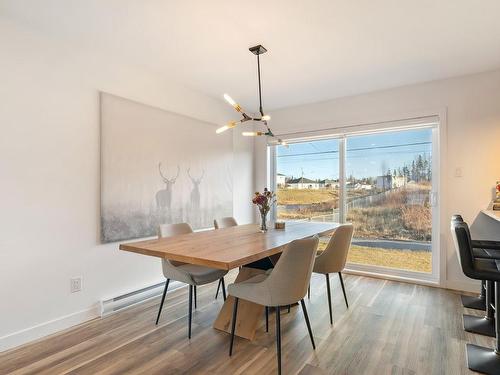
100,280,183,316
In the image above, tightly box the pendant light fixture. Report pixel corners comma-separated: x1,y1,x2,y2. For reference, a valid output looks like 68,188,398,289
216,44,286,146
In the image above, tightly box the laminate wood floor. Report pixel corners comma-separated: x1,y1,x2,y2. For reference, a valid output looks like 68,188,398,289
0,273,494,374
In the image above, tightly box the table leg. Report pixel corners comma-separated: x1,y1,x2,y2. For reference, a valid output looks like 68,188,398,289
213,267,267,340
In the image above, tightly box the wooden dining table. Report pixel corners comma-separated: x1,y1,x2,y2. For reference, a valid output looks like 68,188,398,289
120,221,339,340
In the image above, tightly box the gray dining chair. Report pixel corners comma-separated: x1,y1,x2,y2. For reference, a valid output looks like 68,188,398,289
213,217,239,300
311,223,354,324
155,223,228,339
227,236,319,375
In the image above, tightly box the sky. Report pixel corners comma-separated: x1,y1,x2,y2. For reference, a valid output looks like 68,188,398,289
276,128,432,180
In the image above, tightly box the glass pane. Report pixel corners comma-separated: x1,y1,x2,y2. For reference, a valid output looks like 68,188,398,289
276,139,340,226
345,128,433,273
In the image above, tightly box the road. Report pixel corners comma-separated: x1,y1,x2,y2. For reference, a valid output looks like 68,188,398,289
351,238,431,251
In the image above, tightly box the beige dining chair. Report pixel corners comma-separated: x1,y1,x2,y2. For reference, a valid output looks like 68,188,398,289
214,216,238,229
227,236,319,375
312,223,354,325
213,217,239,300
156,223,228,339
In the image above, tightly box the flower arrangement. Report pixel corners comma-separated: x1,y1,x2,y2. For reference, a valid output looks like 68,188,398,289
252,188,276,232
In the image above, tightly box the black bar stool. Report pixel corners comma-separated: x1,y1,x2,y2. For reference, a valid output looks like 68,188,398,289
452,219,500,374
452,215,500,312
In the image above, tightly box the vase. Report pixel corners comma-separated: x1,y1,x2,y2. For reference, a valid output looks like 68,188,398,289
260,211,268,232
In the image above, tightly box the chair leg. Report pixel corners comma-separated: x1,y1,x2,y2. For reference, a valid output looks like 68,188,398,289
287,305,291,313
275,305,282,375
229,297,239,356
308,284,310,299
215,279,221,299
188,285,193,339
300,299,315,350
339,272,348,308
466,281,500,374
194,285,197,309
326,273,333,325
265,306,269,332
155,279,169,325
221,277,227,301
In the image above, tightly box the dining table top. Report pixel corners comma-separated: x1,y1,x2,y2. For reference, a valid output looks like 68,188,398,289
119,221,339,270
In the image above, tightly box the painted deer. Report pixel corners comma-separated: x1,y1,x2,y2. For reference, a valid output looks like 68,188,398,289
187,167,204,211
156,163,180,214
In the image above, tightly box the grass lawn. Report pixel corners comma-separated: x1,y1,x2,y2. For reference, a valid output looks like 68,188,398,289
277,188,369,205
318,242,431,273
277,189,339,205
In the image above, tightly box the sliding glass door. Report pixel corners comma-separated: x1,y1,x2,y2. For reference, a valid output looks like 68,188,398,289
273,125,437,279
345,128,433,274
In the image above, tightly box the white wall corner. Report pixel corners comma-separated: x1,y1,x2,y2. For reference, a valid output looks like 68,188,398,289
0,304,101,353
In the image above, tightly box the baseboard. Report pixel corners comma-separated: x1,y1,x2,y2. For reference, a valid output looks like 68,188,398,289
0,279,185,353
0,305,100,353
344,268,480,294
445,279,481,294
343,268,440,288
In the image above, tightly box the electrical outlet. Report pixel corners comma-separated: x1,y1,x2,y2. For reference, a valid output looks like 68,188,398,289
70,277,82,293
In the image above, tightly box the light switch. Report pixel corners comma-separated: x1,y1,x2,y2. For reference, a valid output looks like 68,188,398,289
454,167,463,177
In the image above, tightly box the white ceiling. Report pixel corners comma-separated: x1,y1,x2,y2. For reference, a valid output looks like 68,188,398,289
2,0,500,110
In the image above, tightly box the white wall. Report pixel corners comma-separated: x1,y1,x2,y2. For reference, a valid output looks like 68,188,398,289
255,69,500,292
0,18,254,351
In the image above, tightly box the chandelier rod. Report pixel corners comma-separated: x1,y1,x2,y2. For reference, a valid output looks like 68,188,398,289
257,53,264,117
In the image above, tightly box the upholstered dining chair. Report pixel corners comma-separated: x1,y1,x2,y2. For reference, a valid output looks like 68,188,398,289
156,223,228,339
213,217,239,300
214,216,238,229
227,236,319,375
312,223,354,325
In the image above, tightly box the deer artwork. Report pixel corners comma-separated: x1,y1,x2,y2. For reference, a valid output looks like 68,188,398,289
156,163,180,222
187,167,205,226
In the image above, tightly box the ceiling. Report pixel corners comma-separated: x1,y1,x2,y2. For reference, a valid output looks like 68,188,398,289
2,0,500,110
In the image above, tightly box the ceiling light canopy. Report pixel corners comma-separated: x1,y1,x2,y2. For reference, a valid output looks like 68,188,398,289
217,44,286,146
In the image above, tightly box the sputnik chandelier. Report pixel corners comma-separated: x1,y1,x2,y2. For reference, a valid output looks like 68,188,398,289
216,44,286,146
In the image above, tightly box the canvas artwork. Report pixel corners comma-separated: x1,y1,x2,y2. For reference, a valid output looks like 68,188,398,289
100,93,233,243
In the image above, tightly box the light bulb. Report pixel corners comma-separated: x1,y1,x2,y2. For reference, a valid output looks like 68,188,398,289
223,94,236,106
242,131,263,136
216,125,229,134
262,115,271,121
223,93,242,112
216,121,237,134
278,139,288,147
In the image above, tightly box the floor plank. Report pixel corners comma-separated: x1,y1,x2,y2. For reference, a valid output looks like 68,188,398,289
0,273,493,374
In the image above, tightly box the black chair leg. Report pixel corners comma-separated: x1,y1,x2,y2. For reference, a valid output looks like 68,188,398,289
275,305,282,375
308,284,310,299
326,273,333,325
265,306,269,332
463,280,495,337
287,305,291,313
221,277,227,301
188,285,193,339
155,279,169,325
466,281,500,374
229,297,239,356
300,299,315,350
215,279,221,299
339,272,348,308
194,285,197,309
